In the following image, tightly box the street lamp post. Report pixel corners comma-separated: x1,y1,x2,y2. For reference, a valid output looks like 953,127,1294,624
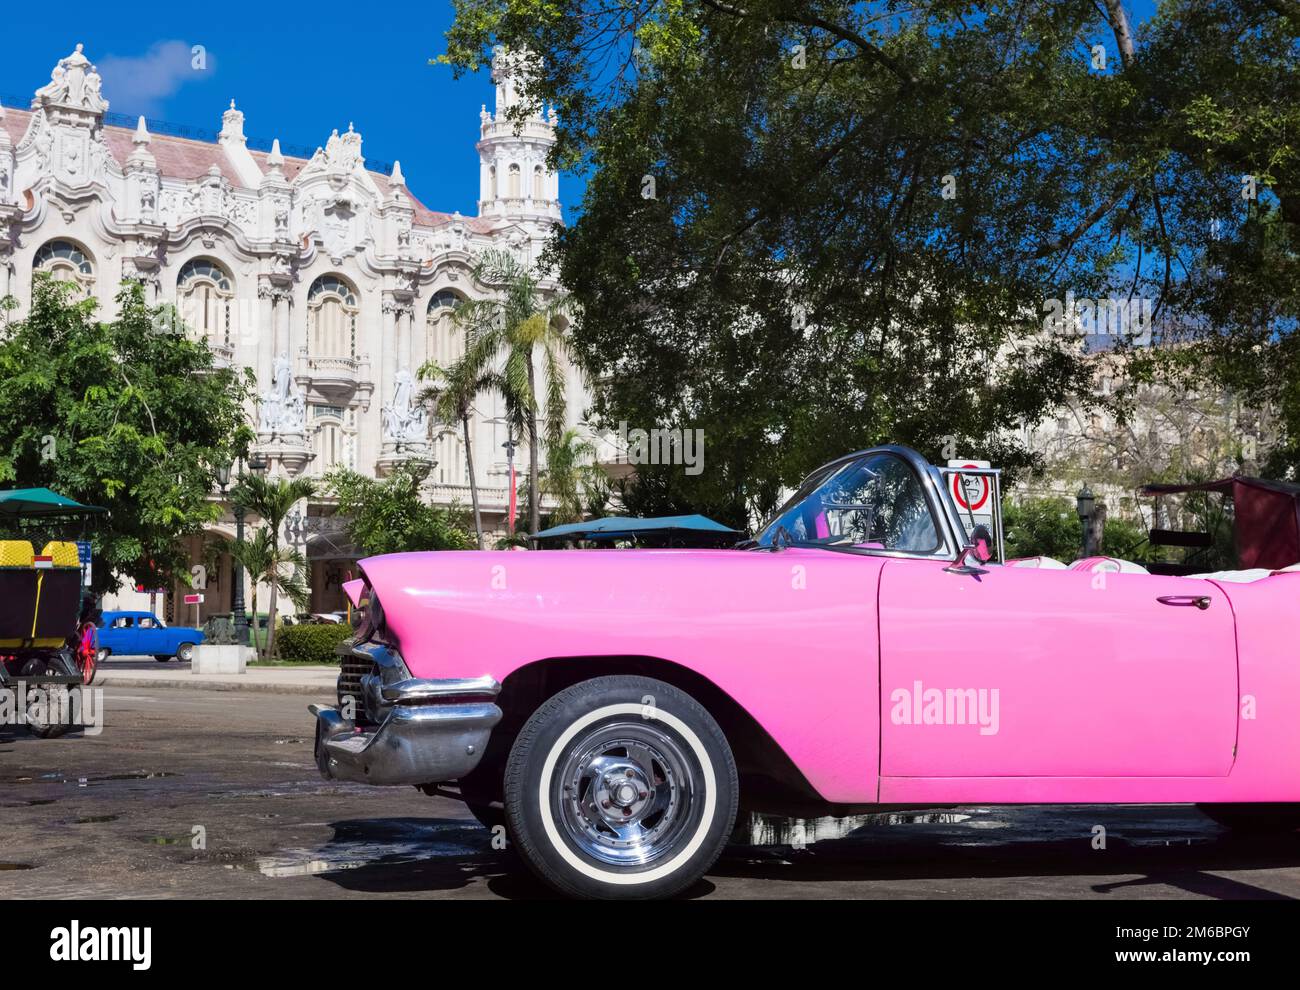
1076,484,1097,559
502,432,518,538
225,453,268,648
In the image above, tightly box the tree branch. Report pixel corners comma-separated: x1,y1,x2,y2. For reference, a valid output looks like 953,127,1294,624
1101,0,1137,68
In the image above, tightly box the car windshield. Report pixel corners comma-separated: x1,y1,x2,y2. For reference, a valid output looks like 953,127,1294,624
755,452,941,554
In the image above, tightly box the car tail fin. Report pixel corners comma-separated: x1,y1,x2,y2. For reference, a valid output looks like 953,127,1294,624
342,578,366,608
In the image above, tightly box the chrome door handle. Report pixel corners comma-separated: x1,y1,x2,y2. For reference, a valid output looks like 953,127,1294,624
1157,595,1211,610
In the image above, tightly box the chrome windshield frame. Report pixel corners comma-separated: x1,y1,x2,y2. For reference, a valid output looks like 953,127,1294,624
757,445,966,562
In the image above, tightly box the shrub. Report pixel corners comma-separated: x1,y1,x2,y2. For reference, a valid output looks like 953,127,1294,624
275,623,354,664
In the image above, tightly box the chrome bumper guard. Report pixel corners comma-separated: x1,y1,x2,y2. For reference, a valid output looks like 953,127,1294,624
309,662,502,787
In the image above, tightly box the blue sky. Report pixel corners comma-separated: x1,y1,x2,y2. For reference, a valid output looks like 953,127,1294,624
1,2,561,218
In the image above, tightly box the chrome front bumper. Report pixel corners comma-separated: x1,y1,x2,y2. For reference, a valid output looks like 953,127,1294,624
309,650,502,786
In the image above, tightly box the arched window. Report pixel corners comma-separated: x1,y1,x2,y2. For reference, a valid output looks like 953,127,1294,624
177,258,235,347
434,427,466,486
426,289,465,370
533,165,545,201
32,239,94,297
427,291,470,488
489,165,498,200
307,275,359,359
507,163,521,198
311,404,355,473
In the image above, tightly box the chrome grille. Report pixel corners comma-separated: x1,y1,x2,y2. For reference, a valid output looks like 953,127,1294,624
338,653,377,717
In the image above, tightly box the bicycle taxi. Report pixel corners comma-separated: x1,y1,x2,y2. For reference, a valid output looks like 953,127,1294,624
0,487,105,737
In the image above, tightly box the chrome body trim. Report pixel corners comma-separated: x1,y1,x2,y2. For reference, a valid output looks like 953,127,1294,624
309,675,503,786
341,639,409,672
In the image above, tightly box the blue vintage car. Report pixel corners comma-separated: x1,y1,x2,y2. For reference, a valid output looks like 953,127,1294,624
97,610,205,662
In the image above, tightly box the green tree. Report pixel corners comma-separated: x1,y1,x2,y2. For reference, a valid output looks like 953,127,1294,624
325,462,473,556
418,359,503,549
1002,498,1084,562
0,276,251,595
543,427,606,526
453,249,572,537
218,526,310,654
442,1,1300,510
232,474,316,658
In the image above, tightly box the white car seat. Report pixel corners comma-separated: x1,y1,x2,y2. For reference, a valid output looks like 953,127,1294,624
1005,556,1069,569
1069,556,1150,574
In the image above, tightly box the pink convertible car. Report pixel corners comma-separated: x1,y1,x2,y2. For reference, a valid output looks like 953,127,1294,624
310,445,1300,899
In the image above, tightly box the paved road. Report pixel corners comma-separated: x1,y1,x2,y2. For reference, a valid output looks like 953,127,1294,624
3,683,1299,900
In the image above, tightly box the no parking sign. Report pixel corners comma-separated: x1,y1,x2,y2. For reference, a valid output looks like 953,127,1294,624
944,459,1001,559
949,460,991,513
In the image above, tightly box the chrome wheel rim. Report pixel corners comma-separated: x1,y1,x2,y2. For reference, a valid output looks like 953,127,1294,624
177,645,193,662
555,720,698,868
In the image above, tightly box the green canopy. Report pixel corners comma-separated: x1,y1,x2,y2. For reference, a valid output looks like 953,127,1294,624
0,488,107,518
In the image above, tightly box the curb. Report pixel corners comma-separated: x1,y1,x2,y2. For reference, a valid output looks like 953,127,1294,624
97,674,337,696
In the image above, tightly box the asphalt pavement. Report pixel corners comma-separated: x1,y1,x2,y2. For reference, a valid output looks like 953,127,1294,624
2,666,1299,900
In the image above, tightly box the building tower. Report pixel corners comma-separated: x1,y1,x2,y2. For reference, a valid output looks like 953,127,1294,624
476,47,562,227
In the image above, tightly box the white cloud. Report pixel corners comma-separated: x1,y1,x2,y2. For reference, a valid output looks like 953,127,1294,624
98,40,216,117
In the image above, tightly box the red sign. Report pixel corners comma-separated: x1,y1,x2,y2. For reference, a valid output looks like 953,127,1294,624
950,464,991,512
34,555,52,569
183,593,204,605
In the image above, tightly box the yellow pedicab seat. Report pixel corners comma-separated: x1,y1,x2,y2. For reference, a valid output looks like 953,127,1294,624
0,540,82,649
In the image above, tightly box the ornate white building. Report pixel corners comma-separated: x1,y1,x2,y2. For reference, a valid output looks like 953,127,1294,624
0,44,589,618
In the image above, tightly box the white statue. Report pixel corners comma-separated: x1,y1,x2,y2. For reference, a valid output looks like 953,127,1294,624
382,367,428,445
260,352,306,434
34,45,109,113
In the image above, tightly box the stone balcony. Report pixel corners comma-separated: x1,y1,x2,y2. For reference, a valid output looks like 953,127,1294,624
209,341,236,368
426,482,559,514
297,347,372,402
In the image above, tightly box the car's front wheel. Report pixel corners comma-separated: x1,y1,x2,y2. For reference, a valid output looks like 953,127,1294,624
175,642,195,663
1199,803,1300,834
504,675,737,900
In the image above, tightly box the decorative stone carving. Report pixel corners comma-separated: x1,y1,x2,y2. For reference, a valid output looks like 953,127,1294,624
33,44,109,114
381,293,413,318
0,107,11,204
219,100,245,146
301,123,364,180
382,367,428,446
260,352,307,434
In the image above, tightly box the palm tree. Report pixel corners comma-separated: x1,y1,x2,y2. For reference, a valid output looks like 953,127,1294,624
220,528,311,654
453,249,572,538
232,474,315,657
417,360,503,550
544,427,606,526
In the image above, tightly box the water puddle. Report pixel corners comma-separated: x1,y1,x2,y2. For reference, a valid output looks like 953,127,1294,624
72,815,119,824
146,835,188,846
742,811,973,847
256,820,486,878
12,770,179,786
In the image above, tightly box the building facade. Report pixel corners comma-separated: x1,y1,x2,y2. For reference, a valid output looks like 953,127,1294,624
0,44,590,620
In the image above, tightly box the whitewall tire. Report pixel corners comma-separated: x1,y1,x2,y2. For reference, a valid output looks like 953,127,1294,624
504,675,738,899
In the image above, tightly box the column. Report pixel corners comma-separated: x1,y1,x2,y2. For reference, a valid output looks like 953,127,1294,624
256,279,275,393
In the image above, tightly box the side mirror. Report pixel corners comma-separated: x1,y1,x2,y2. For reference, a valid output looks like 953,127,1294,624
946,525,995,576
945,543,990,576
969,524,995,564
